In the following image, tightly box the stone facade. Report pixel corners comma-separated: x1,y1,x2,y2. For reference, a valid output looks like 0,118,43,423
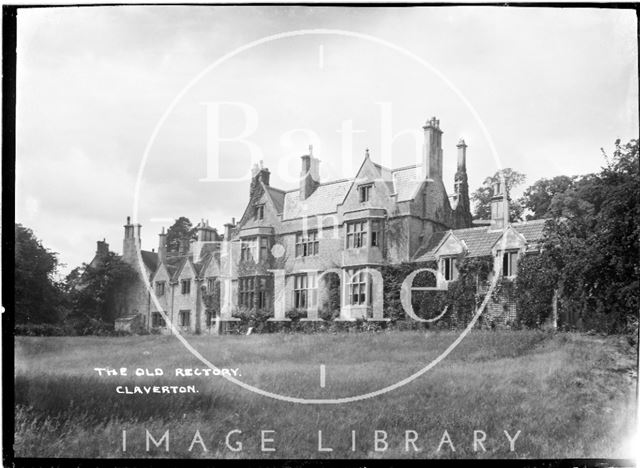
89,117,545,333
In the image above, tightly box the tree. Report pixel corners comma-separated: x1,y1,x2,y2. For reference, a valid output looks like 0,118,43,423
520,175,577,220
166,217,196,253
14,224,65,324
471,168,526,221
66,252,137,333
545,173,599,220
532,139,639,333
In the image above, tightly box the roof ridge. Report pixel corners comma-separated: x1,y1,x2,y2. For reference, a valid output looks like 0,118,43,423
391,164,420,173
453,225,494,233
283,177,352,193
512,218,549,226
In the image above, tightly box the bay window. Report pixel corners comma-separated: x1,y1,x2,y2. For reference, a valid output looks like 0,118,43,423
345,219,383,249
240,239,254,261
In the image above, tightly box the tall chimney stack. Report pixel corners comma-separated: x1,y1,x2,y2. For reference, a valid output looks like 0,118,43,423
300,145,320,200
158,227,167,264
96,239,109,258
456,138,467,172
123,216,141,263
490,180,509,230
421,117,443,180
453,139,472,228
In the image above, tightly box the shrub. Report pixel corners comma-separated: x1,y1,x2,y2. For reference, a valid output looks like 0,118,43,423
14,323,73,336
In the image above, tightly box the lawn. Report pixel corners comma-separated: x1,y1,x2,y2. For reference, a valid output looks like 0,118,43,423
13,330,637,459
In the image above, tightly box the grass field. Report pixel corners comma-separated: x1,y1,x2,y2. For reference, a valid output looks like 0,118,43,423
13,330,637,459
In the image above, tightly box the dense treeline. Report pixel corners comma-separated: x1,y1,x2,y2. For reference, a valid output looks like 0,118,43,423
14,224,136,335
516,140,639,333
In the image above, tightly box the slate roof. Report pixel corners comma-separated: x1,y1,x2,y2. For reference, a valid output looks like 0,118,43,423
282,179,352,219
140,250,158,272
413,219,549,262
266,186,286,214
391,165,423,201
164,255,184,280
278,162,427,220
197,242,218,261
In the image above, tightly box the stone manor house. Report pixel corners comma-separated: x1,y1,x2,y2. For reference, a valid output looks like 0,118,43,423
92,117,547,334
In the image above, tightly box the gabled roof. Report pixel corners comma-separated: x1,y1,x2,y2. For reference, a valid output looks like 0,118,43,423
197,241,218,262
413,219,548,261
169,255,199,281
265,186,286,214
141,250,158,272
196,250,222,278
164,255,185,281
279,159,430,220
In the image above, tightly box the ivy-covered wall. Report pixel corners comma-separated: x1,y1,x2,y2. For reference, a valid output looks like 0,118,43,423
201,254,559,334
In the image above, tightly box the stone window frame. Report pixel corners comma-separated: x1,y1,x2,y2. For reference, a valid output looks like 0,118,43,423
259,237,270,261
155,281,166,296
345,219,383,249
240,238,256,262
346,221,368,249
151,312,166,328
238,276,270,310
293,273,318,309
346,268,372,306
371,220,382,247
256,277,269,310
206,277,216,293
255,204,265,220
180,279,191,295
501,250,520,278
358,183,373,203
439,256,459,282
295,230,319,257
238,277,254,308
179,309,190,327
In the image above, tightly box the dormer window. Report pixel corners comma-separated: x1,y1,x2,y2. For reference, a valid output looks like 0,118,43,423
358,184,372,203
255,204,264,220
440,257,458,282
502,251,519,277
181,279,191,295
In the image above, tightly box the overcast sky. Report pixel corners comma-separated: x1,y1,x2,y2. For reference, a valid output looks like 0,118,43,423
15,6,638,275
